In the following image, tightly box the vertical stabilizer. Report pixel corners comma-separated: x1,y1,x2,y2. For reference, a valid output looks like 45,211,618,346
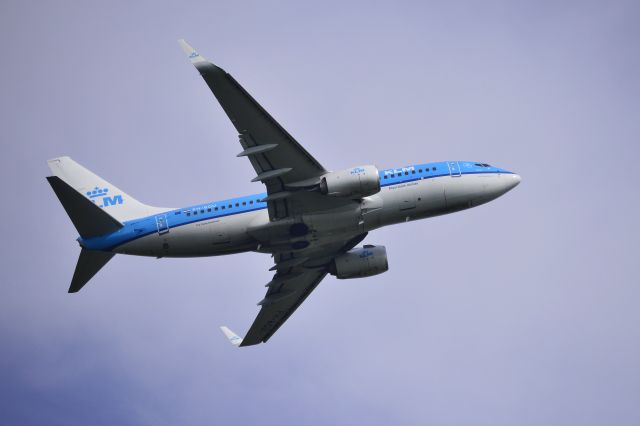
70,249,116,293
47,156,168,223
46,176,123,238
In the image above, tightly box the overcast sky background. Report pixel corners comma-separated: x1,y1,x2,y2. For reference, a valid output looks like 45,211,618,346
1,1,639,425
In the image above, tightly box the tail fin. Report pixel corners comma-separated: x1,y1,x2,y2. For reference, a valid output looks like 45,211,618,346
69,249,116,293
47,156,167,223
47,176,123,238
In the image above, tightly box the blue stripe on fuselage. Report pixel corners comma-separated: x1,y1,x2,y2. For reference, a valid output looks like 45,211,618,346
79,161,513,251
378,161,512,187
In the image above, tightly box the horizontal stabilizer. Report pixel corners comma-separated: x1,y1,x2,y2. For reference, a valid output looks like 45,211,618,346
220,326,243,347
47,176,123,238
70,248,115,293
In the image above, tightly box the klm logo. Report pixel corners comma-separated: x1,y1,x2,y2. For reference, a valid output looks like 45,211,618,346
86,186,124,208
189,51,200,59
359,250,373,258
103,195,123,207
351,167,365,174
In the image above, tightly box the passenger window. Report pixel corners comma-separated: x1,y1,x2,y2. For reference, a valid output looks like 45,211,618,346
214,207,218,211
250,200,253,204
242,202,246,206
207,208,211,212
235,203,239,207
391,174,395,178
384,176,388,179
194,211,198,215
228,204,232,208
221,206,226,210
411,170,415,174
418,169,422,173
404,172,408,175
432,167,436,171
200,209,204,213
186,212,191,216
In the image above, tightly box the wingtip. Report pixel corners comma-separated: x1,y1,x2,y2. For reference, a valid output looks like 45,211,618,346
177,38,207,64
220,326,243,347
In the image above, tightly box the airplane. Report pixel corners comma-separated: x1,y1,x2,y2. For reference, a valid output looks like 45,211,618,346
46,40,521,347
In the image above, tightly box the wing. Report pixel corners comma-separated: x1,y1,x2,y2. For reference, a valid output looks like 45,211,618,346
241,269,328,346
177,41,366,345
238,233,368,346
179,40,334,219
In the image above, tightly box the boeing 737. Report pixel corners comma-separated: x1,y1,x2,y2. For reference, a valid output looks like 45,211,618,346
46,40,521,347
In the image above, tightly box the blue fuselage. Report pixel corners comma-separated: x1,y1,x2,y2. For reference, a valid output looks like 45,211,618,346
79,161,520,257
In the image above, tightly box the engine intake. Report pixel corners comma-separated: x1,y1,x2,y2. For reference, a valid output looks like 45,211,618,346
330,245,389,279
320,165,380,198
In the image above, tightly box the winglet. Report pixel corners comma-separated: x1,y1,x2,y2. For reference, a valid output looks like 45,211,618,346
177,39,208,64
220,326,243,347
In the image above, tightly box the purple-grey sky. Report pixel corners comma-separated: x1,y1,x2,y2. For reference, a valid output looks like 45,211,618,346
1,0,639,425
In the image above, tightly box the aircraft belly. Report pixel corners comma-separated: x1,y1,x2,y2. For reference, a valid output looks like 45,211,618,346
116,210,261,257
415,178,447,218
443,174,491,211
303,205,362,238
376,178,447,226
114,232,160,257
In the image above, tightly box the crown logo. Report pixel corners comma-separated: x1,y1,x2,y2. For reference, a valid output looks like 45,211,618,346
86,187,109,199
359,250,373,258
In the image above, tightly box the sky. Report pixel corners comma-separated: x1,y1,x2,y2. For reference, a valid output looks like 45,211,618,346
1,0,639,424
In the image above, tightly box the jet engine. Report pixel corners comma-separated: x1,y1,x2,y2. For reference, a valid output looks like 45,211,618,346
329,245,389,279
319,165,380,198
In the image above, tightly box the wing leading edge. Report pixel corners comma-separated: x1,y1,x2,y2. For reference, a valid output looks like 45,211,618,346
178,39,326,184
178,39,355,222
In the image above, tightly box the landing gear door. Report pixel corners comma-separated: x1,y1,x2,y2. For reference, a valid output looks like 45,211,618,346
448,161,461,177
155,214,169,235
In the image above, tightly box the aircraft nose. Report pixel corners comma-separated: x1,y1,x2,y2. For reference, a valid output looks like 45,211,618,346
506,173,521,191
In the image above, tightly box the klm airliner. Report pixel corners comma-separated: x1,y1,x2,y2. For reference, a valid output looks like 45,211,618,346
47,40,521,347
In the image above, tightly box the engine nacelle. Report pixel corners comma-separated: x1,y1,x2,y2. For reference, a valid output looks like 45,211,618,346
330,245,389,279
320,165,380,198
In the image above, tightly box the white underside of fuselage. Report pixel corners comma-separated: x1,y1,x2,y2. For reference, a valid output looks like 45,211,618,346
114,173,519,258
